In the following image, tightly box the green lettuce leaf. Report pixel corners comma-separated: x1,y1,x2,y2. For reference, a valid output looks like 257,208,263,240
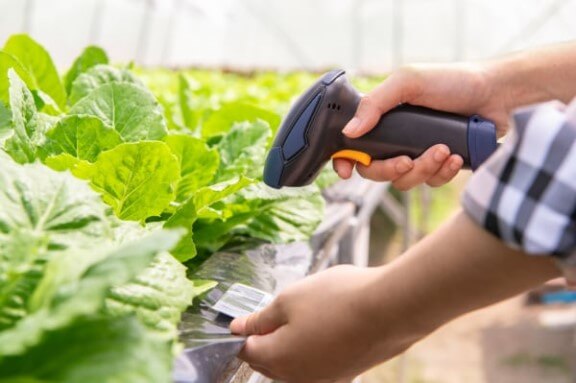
0,155,111,254
163,176,252,260
69,64,143,105
193,183,323,251
64,46,109,96
239,184,324,243
215,120,271,181
179,73,198,130
43,153,92,178
0,235,46,331
0,156,111,331
70,82,168,141
164,199,197,262
202,101,280,138
0,151,184,382
164,134,219,202
106,252,195,338
178,73,215,132
3,34,67,110
0,51,35,107
0,316,172,383
32,88,62,115
194,176,253,215
192,212,254,253
0,229,179,381
0,101,10,138
162,176,252,259
0,229,182,356
191,279,218,297
2,70,43,163
88,142,180,221
45,115,123,162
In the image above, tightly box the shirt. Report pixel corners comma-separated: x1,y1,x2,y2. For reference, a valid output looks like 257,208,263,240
462,100,576,281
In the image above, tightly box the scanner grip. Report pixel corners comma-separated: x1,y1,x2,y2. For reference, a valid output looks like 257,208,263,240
342,104,497,170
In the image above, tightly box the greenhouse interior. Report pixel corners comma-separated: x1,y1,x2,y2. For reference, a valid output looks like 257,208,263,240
0,0,575,382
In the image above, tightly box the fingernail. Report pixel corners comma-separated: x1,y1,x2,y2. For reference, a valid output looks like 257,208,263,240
433,146,449,162
449,156,463,171
342,117,361,135
230,318,245,334
396,158,413,173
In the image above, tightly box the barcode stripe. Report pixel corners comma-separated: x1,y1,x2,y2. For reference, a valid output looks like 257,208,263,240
212,283,274,318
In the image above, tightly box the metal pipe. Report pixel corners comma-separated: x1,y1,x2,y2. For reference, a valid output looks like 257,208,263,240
419,185,431,238
310,218,351,274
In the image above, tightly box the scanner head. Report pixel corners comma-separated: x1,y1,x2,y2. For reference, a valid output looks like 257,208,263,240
263,70,359,188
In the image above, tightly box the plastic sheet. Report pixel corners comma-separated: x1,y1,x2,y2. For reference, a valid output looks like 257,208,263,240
173,241,313,383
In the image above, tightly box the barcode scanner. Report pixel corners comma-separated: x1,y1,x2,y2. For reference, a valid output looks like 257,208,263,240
263,70,497,189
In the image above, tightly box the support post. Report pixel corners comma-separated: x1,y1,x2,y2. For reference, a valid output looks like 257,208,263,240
90,0,106,45
136,0,155,65
391,0,404,68
22,0,35,34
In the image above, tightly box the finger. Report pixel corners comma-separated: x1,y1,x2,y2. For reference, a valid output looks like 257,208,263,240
355,156,414,182
392,144,450,191
426,154,463,187
230,301,287,336
238,331,284,366
342,74,419,138
332,158,355,179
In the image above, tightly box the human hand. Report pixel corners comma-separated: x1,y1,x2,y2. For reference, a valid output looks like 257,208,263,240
229,265,425,382
334,63,512,190
229,212,560,382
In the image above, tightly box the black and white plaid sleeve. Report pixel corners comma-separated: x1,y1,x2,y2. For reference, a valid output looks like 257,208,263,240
462,100,576,278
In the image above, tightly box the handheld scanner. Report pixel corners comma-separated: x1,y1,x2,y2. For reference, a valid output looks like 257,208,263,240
263,70,497,188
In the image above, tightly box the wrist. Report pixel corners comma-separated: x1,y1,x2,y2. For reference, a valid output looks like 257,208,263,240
361,265,443,350
484,53,555,111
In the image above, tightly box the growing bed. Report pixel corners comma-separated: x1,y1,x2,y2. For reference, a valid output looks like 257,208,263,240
0,34,399,383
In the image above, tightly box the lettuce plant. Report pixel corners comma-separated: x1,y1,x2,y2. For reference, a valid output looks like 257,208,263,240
0,34,324,382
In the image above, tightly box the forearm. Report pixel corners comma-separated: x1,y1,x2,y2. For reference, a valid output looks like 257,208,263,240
487,41,576,108
367,211,560,338
231,211,562,380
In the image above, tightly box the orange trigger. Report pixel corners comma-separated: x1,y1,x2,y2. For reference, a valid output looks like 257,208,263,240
331,150,372,166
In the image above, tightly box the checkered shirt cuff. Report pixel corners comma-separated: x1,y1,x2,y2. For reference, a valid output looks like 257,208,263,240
462,100,576,278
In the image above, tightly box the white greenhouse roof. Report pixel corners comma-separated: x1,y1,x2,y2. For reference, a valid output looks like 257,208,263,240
0,0,575,72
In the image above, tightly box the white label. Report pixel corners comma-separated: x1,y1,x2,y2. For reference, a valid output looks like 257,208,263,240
212,283,274,318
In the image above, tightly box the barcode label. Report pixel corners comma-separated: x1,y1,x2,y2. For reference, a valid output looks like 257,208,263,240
212,283,274,318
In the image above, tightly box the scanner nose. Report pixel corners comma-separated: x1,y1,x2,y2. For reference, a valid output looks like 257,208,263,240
263,69,351,188
264,92,323,188
263,147,285,188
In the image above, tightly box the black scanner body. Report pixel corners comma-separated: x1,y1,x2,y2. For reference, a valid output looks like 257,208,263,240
263,70,497,189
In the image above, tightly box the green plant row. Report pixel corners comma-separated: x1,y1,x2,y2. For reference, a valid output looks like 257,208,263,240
0,34,326,382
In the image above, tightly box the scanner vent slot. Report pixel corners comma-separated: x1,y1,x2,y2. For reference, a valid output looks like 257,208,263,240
327,103,342,111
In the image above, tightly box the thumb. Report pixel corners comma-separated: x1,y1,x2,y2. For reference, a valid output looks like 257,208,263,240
230,301,287,336
342,72,419,138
